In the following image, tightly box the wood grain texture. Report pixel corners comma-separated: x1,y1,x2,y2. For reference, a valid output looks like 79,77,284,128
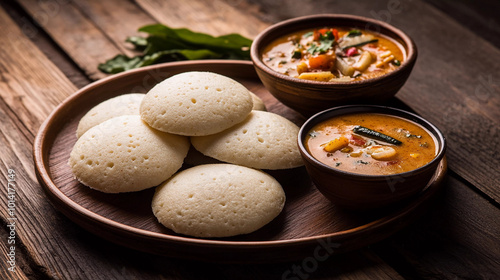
384,2,500,205
0,6,111,279
71,0,156,55
0,236,29,280
0,5,174,280
15,0,123,80
423,0,500,49
135,0,270,38
374,174,500,279
2,0,91,89
0,9,76,132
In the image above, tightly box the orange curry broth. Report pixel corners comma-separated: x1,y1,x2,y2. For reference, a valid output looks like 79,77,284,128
305,113,437,175
262,27,406,81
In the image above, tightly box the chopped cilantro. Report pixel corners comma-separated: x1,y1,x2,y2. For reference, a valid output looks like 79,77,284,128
303,31,314,38
307,39,334,55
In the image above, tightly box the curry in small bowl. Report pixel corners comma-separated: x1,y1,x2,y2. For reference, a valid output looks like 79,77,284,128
305,113,436,175
262,27,405,82
298,105,446,209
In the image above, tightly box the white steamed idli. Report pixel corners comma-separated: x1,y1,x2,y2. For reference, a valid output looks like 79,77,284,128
140,71,253,136
76,93,145,138
152,163,285,237
191,110,304,170
69,115,190,193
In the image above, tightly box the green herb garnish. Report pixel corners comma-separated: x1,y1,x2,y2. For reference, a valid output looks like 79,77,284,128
347,30,363,37
307,30,336,55
320,30,335,40
292,49,302,59
303,31,314,38
307,39,334,55
98,24,252,74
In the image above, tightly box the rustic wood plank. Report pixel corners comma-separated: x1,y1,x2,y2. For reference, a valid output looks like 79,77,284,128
135,0,270,38
15,0,125,80
250,0,500,204
0,9,77,131
423,0,500,49
1,0,90,89
71,0,156,54
0,5,154,279
373,174,500,279
150,250,404,280
0,240,30,280
382,2,500,205
14,0,268,83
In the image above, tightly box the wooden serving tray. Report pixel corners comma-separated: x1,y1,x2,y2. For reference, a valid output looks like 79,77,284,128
33,60,446,263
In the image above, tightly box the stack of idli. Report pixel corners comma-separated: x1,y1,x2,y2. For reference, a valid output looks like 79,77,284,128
69,71,303,238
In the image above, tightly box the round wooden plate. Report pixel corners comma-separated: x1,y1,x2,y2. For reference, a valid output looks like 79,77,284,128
33,60,447,263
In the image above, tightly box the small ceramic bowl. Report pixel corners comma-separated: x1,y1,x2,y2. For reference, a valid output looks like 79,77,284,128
298,105,446,210
251,14,418,117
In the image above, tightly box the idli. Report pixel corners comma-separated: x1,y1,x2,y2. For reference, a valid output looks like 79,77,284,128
152,164,285,238
76,93,145,138
140,71,253,136
69,115,189,193
191,110,304,170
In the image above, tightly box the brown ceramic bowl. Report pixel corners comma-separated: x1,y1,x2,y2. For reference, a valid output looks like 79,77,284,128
251,14,418,117
298,105,446,210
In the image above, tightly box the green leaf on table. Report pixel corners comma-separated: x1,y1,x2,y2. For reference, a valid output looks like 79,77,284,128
125,36,148,50
97,55,143,74
98,24,253,74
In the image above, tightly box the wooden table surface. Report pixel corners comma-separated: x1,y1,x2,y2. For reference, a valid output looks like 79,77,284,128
1,0,499,279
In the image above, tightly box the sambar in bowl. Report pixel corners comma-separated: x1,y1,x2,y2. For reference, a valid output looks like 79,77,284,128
298,105,446,209
262,26,405,82
251,14,417,117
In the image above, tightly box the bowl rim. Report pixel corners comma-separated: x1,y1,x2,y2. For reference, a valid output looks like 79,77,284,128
250,13,418,86
297,105,447,180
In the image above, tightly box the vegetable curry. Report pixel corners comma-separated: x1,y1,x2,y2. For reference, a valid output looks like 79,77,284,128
262,27,405,82
305,113,437,175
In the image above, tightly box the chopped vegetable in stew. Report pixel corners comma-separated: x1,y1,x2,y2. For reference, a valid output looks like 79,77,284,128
262,27,406,82
305,113,437,175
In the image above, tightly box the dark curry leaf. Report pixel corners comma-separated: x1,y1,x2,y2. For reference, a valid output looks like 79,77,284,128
347,29,362,37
